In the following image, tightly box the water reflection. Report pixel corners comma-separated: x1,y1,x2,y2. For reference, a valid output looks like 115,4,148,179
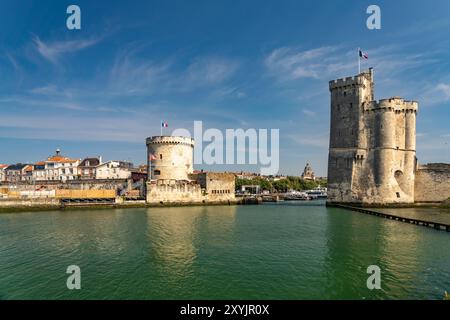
146,206,237,283
0,210,149,257
323,207,448,299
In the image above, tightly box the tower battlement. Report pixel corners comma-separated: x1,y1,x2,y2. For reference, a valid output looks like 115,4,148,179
329,68,374,90
364,99,418,113
146,136,195,147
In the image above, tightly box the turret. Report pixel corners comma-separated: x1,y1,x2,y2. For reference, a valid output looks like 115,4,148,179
146,136,195,181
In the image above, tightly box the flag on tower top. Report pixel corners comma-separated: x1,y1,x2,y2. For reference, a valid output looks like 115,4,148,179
359,49,369,60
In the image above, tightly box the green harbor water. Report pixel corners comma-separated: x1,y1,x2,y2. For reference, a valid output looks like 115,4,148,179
0,201,449,300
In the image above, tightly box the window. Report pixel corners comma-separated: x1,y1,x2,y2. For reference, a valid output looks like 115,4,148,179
160,154,163,160
396,192,400,198
154,170,161,176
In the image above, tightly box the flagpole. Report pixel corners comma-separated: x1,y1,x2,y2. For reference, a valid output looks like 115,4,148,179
160,121,162,136
358,47,361,74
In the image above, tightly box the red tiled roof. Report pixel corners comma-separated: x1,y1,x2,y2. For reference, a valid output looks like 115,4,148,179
46,156,79,163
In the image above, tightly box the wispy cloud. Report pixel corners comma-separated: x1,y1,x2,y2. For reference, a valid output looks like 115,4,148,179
287,132,329,148
108,49,239,95
180,57,238,90
210,86,247,100
109,52,171,95
29,85,73,98
32,36,100,64
4,51,21,71
419,83,450,106
0,96,86,111
264,44,438,83
264,46,340,80
302,109,316,117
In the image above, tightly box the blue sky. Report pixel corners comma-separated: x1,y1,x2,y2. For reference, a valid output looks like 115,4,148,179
1,0,450,176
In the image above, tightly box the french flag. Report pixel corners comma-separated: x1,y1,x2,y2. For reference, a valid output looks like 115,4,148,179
359,49,369,60
161,121,168,128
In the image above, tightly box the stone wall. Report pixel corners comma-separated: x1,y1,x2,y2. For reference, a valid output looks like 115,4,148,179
193,172,236,201
146,173,236,204
0,198,60,207
146,180,204,204
0,179,127,190
0,180,127,200
414,164,450,203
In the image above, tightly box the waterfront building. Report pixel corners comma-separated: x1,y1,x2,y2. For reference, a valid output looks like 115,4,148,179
95,160,133,180
270,175,288,182
43,149,80,181
21,165,34,182
79,157,102,179
32,162,46,181
234,172,261,180
301,163,316,181
0,164,8,182
4,164,28,183
137,164,148,173
327,69,450,205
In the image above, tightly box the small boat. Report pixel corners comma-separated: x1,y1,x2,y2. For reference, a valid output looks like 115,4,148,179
284,190,310,201
305,186,327,199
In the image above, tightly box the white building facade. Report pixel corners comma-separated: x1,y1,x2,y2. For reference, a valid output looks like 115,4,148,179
95,161,133,180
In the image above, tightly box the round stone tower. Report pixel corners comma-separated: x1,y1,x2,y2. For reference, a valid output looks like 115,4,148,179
146,136,195,181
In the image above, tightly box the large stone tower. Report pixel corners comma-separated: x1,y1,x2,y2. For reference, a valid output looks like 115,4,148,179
146,136,195,181
327,68,418,205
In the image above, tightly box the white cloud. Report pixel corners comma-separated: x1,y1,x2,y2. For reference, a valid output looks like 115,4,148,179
0,114,152,143
264,44,438,83
108,49,239,95
29,85,73,98
109,50,172,95
418,82,450,106
33,36,99,64
182,57,238,88
287,132,329,148
302,109,316,117
264,46,340,80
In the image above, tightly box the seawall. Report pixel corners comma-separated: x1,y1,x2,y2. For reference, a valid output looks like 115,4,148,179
0,198,245,214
